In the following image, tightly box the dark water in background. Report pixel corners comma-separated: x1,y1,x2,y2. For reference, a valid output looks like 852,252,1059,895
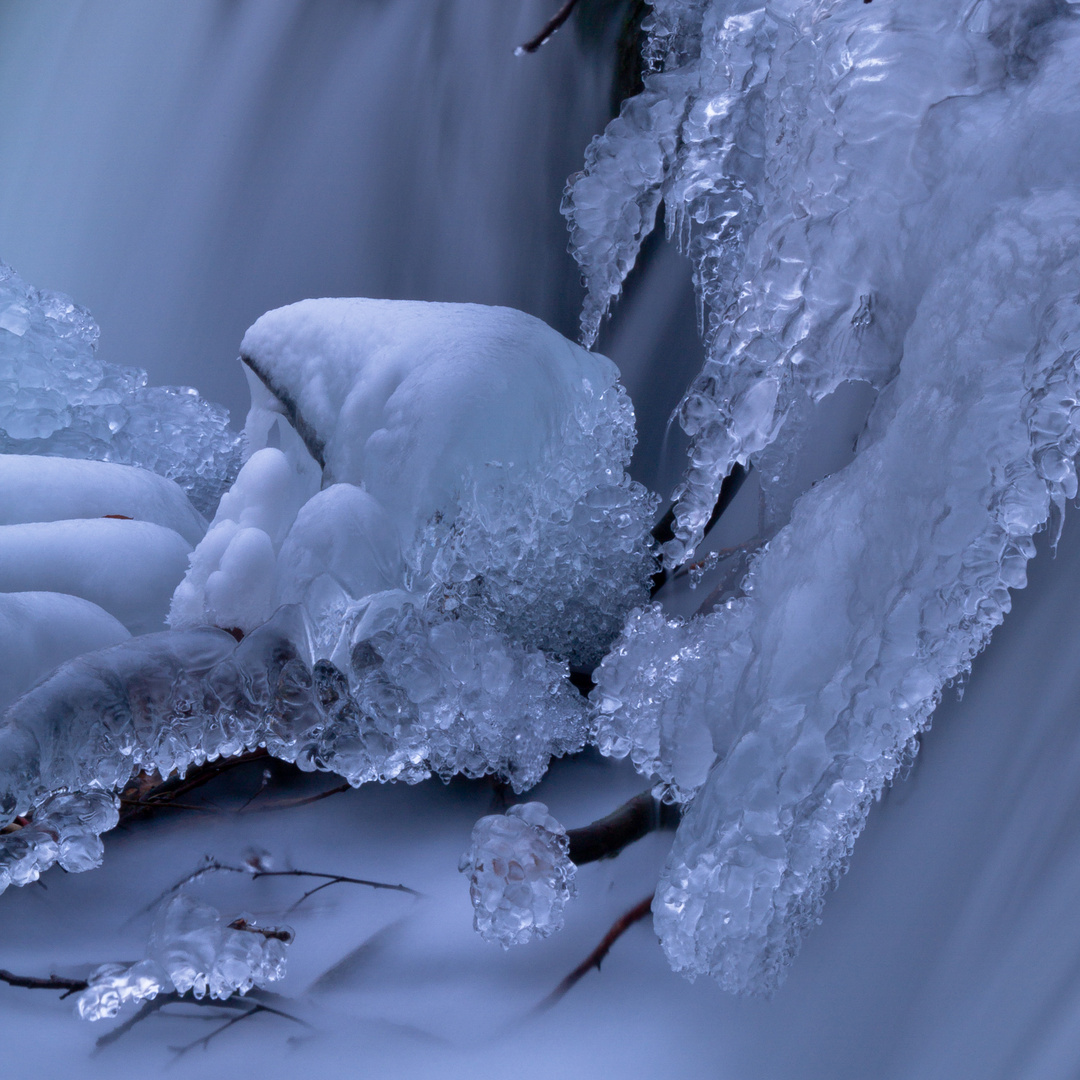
4,3,1080,1077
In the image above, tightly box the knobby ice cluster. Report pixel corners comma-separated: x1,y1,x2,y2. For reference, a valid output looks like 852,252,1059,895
459,801,577,947
0,262,240,516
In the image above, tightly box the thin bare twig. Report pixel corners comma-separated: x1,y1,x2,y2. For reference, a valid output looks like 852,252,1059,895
140,857,420,921
534,895,654,1012
95,995,175,1050
169,1000,309,1058
515,0,581,55
0,968,88,998
239,782,351,815
249,868,421,902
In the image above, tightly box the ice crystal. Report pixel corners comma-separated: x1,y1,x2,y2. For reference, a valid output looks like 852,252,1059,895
0,261,240,515
459,802,576,947
0,791,118,895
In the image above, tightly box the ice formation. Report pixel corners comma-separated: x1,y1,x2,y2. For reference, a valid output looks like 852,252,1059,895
576,0,1080,995
75,894,291,1021
0,298,657,888
459,802,577,947
0,791,117,894
565,0,1080,564
0,261,240,515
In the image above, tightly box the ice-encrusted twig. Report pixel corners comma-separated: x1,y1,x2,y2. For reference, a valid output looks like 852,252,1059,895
566,790,680,866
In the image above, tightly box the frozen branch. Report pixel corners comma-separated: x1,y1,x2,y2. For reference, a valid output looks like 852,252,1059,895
0,968,88,998
515,0,581,55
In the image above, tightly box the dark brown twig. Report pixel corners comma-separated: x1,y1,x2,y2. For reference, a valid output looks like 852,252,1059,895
515,0,581,55
534,895,654,1012
651,463,750,597
249,868,421,902
240,782,351,815
117,750,269,825
0,968,88,998
566,790,680,866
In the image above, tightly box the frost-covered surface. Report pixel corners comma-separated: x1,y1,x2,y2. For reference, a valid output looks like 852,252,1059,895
75,894,290,1021
459,802,576,947
0,261,240,515
597,191,1080,995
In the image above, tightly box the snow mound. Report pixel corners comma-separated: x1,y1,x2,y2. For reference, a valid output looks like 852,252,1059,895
0,518,192,634
0,454,206,544
0,592,130,710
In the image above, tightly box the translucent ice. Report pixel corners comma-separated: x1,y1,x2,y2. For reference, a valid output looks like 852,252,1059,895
74,895,291,1020
75,960,169,1022
459,802,577,947
566,0,1079,564
0,791,118,895
151,894,289,1001
0,260,240,516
